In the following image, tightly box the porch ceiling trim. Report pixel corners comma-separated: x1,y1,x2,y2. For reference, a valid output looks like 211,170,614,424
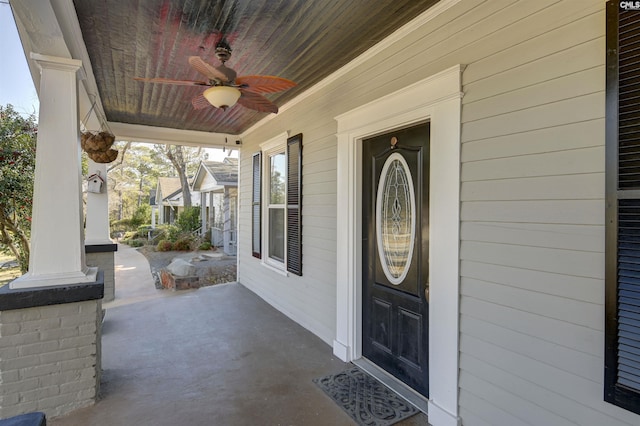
107,122,235,148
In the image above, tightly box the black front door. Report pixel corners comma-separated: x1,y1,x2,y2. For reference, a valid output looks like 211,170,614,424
362,123,429,397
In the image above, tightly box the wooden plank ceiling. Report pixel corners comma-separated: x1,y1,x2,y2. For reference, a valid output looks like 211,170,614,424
73,0,438,135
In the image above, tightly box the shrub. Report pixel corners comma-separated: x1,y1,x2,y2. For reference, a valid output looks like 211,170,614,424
176,206,201,233
130,205,151,228
128,239,145,248
198,241,212,251
122,231,138,241
111,218,133,231
156,240,173,252
137,224,153,233
164,225,181,242
148,226,167,242
173,237,193,251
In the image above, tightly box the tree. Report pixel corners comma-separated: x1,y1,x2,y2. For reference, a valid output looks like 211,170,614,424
104,142,207,226
156,144,206,208
0,105,36,272
106,142,172,223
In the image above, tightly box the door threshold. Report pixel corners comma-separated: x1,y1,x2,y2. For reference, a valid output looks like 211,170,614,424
353,357,429,414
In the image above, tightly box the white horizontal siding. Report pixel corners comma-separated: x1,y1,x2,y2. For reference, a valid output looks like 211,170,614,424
462,92,604,142
237,119,338,345
460,353,639,426
462,118,604,162
461,199,604,225
462,173,604,201
461,295,601,355
461,222,603,252
462,146,605,181
461,260,603,304
460,372,578,426
197,172,219,192
456,0,640,422
460,354,633,426
463,37,604,103
462,315,601,382
462,277,601,329
235,0,640,424
463,66,603,123
462,4,604,84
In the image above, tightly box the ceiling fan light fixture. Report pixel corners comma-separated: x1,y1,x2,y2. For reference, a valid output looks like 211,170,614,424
203,86,241,110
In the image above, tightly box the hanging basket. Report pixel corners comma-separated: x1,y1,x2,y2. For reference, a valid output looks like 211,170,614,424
81,131,118,163
87,149,119,164
81,131,115,153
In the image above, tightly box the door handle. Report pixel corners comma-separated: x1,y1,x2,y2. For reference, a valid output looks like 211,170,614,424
424,286,429,303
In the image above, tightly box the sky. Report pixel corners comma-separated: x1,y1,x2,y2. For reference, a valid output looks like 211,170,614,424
0,3,235,161
0,3,39,116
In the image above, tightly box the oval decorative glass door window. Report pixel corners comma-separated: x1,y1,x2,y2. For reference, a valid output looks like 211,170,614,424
376,152,416,285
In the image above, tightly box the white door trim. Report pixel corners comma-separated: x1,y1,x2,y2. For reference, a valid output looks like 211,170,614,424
334,64,463,426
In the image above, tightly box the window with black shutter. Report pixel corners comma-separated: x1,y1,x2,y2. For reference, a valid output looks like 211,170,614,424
252,152,262,259
605,1,640,414
252,133,303,276
287,134,303,276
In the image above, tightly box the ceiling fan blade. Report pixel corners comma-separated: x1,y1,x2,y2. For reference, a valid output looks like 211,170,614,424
133,77,209,86
188,56,232,82
236,75,296,94
238,89,279,114
191,94,212,110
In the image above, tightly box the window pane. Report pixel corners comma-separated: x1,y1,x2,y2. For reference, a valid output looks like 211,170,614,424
376,154,415,284
270,153,286,204
269,208,285,262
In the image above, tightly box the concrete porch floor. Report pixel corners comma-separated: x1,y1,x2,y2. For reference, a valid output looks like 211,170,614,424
50,245,428,426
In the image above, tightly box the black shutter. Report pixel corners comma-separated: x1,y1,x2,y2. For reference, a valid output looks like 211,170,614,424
252,152,262,259
286,134,303,275
605,1,640,414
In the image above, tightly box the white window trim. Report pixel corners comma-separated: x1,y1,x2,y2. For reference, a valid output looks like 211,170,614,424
333,64,463,426
260,132,289,272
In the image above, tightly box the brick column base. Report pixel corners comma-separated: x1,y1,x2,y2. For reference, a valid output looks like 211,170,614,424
0,274,103,419
85,244,117,302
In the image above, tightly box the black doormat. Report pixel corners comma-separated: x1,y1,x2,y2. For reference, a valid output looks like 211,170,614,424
313,367,419,426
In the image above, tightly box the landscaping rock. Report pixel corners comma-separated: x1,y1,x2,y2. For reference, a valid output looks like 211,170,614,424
160,269,199,290
137,247,237,290
166,258,196,277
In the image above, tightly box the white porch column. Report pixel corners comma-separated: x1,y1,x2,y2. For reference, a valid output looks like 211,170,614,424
200,192,207,235
85,161,111,244
158,204,164,224
208,192,215,238
151,206,157,228
223,187,231,254
11,54,97,289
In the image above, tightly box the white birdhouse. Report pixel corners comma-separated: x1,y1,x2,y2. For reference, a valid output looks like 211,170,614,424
87,172,104,194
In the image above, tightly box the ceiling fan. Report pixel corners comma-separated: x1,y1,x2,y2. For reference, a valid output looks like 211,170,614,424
134,41,296,113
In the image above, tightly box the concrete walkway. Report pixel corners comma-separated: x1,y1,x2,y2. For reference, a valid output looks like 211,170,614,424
50,245,427,425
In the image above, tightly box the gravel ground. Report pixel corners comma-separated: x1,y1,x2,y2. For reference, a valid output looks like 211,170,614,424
137,246,237,288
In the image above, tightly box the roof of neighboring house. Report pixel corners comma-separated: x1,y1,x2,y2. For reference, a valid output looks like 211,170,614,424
192,157,238,191
203,158,238,185
157,177,182,201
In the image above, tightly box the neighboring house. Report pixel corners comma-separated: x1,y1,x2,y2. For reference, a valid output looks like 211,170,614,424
191,157,238,255
7,1,640,426
155,177,199,225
